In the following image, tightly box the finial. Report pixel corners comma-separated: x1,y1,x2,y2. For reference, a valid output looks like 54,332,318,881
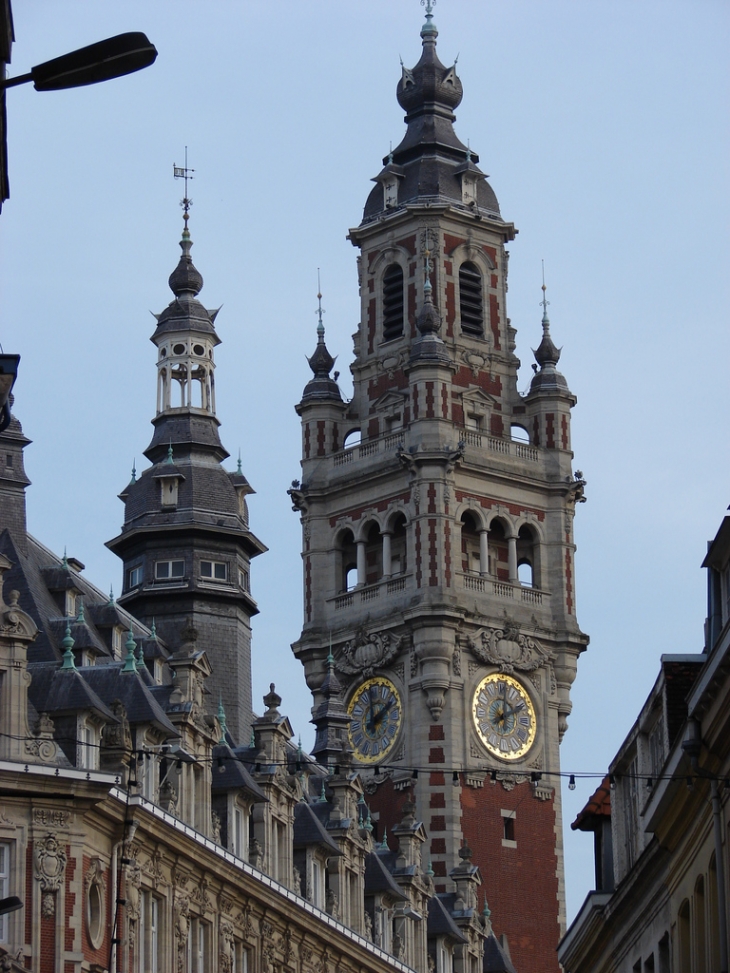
319,778,327,803
76,598,85,623
388,141,394,164
297,735,303,761
130,460,137,484
249,727,256,749
218,694,228,744
426,860,435,877
136,632,145,665
540,259,550,329
421,0,437,37
60,620,76,670
327,631,335,668
466,139,471,162
150,618,157,640
62,547,68,570
121,626,138,674
365,806,373,833
423,247,432,297
166,442,174,464
173,147,195,237
237,449,242,474
108,586,115,607
315,269,325,341
379,826,389,850
482,897,491,918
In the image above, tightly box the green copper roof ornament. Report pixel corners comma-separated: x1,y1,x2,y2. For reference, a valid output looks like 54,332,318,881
379,827,389,850
421,0,437,36
76,598,85,623
218,694,228,744
319,778,327,803
62,547,69,570
426,860,435,877
365,806,373,833
237,450,243,475
136,631,145,665
249,727,256,749
130,460,137,484
150,618,157,640
107,586,115,607
121,626,138,674
166,442,174,464
60,621,77,671
482,898,491,919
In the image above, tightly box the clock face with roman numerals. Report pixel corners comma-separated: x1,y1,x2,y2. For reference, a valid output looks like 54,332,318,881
472,673,537,761
347,677,402,764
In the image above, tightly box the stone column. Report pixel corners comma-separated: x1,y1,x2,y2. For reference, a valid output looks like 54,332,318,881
382,531,392,579
479,529,489,577
507,533,518,583
356,540,366,588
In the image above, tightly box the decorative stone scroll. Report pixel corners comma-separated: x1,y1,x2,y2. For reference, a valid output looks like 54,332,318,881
465,622,554,673
335,626,404,678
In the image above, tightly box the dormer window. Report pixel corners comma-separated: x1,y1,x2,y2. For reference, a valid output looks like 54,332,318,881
127,565,143,590
384,177,398,209
459,262,484,336
65,591,76,617
382,264,404,342
77,719,98,770
112,626,123,659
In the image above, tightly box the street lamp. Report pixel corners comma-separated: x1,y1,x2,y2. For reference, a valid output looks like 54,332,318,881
1,32,157,91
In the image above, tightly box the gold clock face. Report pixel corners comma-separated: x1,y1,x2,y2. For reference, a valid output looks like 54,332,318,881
472,673,536,761
347,677,402,763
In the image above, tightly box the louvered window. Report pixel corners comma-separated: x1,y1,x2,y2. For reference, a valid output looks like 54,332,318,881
382,264,404,342
459,262,484,336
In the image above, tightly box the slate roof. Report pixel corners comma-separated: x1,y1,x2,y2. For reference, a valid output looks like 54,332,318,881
483,935,517,973
427,895,467,943
293,802,342,855
363,851,407,900
211,743,267,801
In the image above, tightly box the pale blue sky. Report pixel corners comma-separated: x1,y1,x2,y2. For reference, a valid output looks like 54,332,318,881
2,0,728,922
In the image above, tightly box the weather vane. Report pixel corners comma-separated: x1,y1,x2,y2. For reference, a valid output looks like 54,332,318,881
173,146,194,229
421,0,436,14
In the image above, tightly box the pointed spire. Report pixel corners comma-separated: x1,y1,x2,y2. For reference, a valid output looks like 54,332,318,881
169,149,203,298
60,621,77,671
319,778,327,803
379,826,389,850
136,631,145,666
121,626,138,674
237,450,242,474
130,461,137,484
301,273,342,403
62,547,68,570
150,618,157,640
107,586,115,607
533,263,561,369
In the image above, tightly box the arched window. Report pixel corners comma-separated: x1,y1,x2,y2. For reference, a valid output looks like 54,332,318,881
517,525,538,588
510,424,530,444
343,429,361,449
382,264,404,342
460,512,481,574
389,514,407,576
488,520,508,580
459,262,484,336
677,900,691,973
338,530,357,593
364,522,383,585
695,875,706,972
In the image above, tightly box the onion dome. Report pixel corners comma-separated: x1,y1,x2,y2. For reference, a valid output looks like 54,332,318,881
528,282,572,397
362,5,501,221
396,8,463,118
168,227,203,297
301,290,343,403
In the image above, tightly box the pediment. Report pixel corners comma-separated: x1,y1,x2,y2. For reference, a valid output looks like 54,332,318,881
374,389,409,412
460,387,497,407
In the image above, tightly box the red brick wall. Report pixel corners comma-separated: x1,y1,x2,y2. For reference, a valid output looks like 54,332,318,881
461,785,561,973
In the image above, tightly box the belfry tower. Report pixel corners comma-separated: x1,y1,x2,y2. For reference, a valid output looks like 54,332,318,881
292,8,587,971
108,201,265,743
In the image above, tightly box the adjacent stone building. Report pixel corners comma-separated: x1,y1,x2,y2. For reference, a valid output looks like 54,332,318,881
558,510,730,972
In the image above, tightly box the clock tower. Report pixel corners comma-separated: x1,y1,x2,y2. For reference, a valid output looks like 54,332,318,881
291,8,588,970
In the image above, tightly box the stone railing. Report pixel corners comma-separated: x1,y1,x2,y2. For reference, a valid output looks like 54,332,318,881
332,575,410,610
332,433,404,468
460,573,547,606
459,430,539,463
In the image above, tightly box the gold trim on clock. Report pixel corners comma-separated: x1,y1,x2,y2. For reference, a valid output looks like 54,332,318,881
347,677,402,764
472,672,537,761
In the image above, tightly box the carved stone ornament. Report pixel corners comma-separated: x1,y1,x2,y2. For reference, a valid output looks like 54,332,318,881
335,626,404,678
35,834,67,917
173,892,190,973
26,713,57,763
125,853,142,922
219,917,235,973
465,623,554,673
0,555,37,641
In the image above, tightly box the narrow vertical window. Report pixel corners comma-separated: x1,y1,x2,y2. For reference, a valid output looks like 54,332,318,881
459,262,484,336
382,264,404,342
0,844,9,942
